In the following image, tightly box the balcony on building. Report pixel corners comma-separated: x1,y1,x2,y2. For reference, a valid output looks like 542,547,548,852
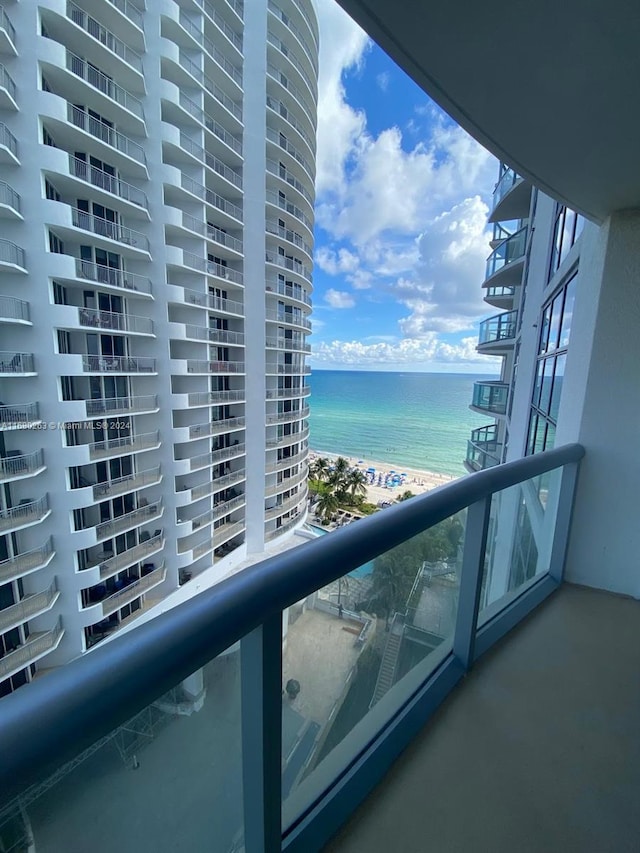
464,424,502,473
0,239,26,272
488,165,533,223
477,310,518,354
482,284,515,310
470,380,509,416
483,226,527,288
0,180,21,219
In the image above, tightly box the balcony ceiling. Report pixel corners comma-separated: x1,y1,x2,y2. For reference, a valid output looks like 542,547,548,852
336,0,640,223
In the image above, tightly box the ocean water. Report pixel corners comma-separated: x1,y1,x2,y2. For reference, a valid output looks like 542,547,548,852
308,370,495,477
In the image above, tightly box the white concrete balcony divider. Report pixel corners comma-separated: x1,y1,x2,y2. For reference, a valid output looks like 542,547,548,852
0,296,30,323
68,155,148,210
0,619,63,682
265,218,313,257
99,564,167,618
0,580,60,634
88,431,160,461
0,496,50,535
0,352,35,375
0,180,20,215
0,450,45,482
189,416,245,440
266,405,309,424
74,258,152,295
265,188,313,231
96,533,164,581
65,51,143,118
0,239,26,269
79,354,156,374
94,498,163,541
190,468,246,501
67,103,145,164
85,395,158,417
0,539,55,584
66,2,143,73
76,306,153,335
177,52,243,122
178,13,243,88
266,94,316,156
70,208,150,253
0,402,41,430
92,466,161,500
189,442,246,472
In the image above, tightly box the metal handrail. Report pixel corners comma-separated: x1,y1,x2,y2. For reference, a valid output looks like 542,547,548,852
0,295,29,322
65,51,142,117
266,94,315,155
67,104,145,163
0,445,585,813
66,2,143,71
0,180,20,212
69,155,148,209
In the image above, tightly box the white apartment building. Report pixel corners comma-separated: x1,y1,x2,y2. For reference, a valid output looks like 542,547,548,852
0,0,318,696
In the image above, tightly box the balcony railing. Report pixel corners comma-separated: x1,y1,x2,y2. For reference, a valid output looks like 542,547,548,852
77,306,153,334
266,125,314,179
0,581,58,634
0,63,16,101
0,445,584,851
0,352,34,374
471,381,509,415
0,450,45,481
265,487,306,520
0,6,16,46
0,295,29,323
182,252,244,285
266,158,314,207
67,104,145,163
85,395,158,417
266,406,309,424
67,2,143,72
265,189,313,231
81,354,156,374
265,253,313,283
182,325,244,346
178,52,242,121
104,0,143,29
181,213,243,253
484,285,516,304
182,286,244,315
266,59,315,127
265,309,311,330
189,416,245,439
66,51,143,118
0,402,40,430
266,363,311,375
266,93,315,155
0,619,62,681
187,390,245,407
97,533,164,580
264,510,303,540
0,539,54,584
465,425,502,472
266,385,311,399
267,1,318,74
94,499,162,541
88,431,160,460
0,239,25,268
485,227,527,281
265,218,312,257
478,310,518,346
492,166,519,209
74,258,152,294
71,208,149,252
266,32,316,104
189,443,245,471
265,447,307,473
265,336,311,353
0,180,20,213
178,133,243,189
190,495,246,532
69,155,148,209
191,468,245,501
193,0,242,52
0,121,17,156
179,14,242,87
92,466,161,500
100,565,166,617
186,360,245,374
0,496,49,534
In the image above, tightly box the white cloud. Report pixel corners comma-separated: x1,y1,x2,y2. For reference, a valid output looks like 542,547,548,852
314,1,370,196
310,336,499,368
315,246,360,275
325,288,356,309
376,71,390,92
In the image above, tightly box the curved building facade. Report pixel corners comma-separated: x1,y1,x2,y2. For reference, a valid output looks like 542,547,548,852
0,0,318,696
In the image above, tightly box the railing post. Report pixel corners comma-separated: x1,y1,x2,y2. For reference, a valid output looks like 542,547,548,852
453,497,492,669
548,461,580,583
240,613,283,853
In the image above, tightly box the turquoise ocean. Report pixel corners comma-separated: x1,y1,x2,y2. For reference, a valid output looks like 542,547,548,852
307,370,496,478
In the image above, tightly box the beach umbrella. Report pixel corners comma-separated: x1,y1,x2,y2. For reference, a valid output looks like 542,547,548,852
367,467,375,472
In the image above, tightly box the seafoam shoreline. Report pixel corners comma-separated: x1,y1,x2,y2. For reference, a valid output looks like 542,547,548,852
309,448,459,506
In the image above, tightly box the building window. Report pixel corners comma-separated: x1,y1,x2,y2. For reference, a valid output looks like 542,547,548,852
549,205,585,278
527,272,577,454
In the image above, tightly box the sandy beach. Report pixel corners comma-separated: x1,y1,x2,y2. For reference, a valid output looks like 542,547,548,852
309,449,459,507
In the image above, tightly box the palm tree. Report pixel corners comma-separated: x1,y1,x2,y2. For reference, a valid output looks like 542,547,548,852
329,456,351,500
346,469,367,502
396,490,415,502
310,457,330,481
315,490,339,522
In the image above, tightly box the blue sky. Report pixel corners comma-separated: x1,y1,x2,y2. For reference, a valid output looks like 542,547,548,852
309,1,501,373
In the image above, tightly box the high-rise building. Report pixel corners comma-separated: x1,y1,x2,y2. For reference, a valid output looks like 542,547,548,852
0,0,318,696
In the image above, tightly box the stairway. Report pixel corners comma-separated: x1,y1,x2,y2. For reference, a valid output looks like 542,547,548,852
370,614,404,707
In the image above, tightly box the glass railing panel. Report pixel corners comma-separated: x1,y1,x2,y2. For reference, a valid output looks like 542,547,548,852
478,467,562,618
485,227,527,279
281,511,466,825
11,648,243,853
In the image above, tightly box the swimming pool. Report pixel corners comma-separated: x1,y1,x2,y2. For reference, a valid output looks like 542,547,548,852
307,524,374,578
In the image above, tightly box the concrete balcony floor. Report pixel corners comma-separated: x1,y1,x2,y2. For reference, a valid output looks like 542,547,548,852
326,584,640,853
